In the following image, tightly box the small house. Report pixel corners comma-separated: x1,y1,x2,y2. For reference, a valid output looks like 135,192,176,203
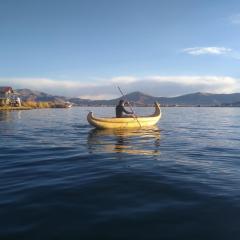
0,87,14,106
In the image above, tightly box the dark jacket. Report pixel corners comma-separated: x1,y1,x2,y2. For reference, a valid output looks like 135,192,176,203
116,104,132,118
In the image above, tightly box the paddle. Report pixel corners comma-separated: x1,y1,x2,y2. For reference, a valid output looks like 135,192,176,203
117,86,142,128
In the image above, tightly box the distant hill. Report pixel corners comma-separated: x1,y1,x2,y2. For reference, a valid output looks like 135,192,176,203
221,101,240,107
15,89,240,106
158,92,240,106
16,89,91,105
91,91,240,106
84,92,157,106
16,89,67,103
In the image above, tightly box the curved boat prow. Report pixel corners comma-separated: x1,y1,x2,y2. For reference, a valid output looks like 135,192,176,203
152,102,161,116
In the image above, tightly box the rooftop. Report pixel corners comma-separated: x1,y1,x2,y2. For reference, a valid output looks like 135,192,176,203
0,87,14,94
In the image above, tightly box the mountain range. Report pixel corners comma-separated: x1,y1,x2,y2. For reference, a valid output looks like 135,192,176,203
15,89,240,107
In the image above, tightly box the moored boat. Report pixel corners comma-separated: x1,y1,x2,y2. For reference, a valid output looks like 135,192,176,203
87,102,161,129
64,102,73,108
55,102,73,108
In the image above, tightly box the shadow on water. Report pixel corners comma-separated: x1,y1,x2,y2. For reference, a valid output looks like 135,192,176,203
87,126,161,156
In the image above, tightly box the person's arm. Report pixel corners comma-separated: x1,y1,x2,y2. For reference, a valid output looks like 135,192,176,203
122,106,133,114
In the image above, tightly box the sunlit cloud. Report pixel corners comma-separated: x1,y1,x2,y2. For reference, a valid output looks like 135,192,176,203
0,78,99,89
1,75,240,99
79,94,118,100
182,47,232,56
111,76,137,84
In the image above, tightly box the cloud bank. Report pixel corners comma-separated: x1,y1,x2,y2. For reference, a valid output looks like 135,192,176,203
182,47,232,56
1,75,240,99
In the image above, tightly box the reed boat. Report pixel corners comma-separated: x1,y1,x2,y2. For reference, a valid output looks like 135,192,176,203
87,102,161,129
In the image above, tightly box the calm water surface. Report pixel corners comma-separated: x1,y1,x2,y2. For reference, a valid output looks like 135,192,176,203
1,107,240,239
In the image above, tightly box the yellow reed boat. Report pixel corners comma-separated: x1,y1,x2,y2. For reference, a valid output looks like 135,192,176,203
87,102,161,129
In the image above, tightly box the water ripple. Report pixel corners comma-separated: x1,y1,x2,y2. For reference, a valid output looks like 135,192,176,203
1,107,240,239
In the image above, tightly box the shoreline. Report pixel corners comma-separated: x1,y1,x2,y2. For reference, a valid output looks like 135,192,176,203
0,106,32,111
1,106,239,111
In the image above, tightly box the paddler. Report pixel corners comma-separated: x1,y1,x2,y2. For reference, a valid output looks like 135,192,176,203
116,100,134,118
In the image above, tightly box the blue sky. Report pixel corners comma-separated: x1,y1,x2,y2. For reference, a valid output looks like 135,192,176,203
1,0,240,98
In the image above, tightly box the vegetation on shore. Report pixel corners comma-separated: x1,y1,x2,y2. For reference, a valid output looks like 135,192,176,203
0,106,32,110
22,101,56,108
0,101,71,110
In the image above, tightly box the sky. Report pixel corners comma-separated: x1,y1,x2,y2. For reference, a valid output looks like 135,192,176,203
1,0,240,99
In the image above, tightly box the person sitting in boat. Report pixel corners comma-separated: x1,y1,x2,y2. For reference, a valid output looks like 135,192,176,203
116,100,134,118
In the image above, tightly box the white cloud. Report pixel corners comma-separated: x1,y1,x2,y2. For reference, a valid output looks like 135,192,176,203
143,75,236,86
230,14,240,24
0,78,96,89
1,75,240,99
79,94,118,100
111,76,137,84
182,47,232,56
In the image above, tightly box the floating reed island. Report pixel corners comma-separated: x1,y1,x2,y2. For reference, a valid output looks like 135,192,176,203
0,86,73,111
0,101,73,111
0,106,32,111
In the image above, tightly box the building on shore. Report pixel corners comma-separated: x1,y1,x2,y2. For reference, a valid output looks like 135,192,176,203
0,87,21,107
0,87,13,106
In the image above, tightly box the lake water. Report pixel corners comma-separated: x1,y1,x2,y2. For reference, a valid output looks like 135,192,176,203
1,107,240,239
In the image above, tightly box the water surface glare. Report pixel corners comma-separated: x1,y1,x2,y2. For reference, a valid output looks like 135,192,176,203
1,107,240,239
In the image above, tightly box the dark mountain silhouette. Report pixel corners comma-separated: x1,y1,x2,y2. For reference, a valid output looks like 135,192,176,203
15,89,240,106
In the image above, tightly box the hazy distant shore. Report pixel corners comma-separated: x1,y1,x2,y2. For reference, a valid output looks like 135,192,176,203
1,105,240,111
13,89,240,108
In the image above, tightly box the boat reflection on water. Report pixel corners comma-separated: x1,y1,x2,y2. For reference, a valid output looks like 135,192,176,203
87,126,161,156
